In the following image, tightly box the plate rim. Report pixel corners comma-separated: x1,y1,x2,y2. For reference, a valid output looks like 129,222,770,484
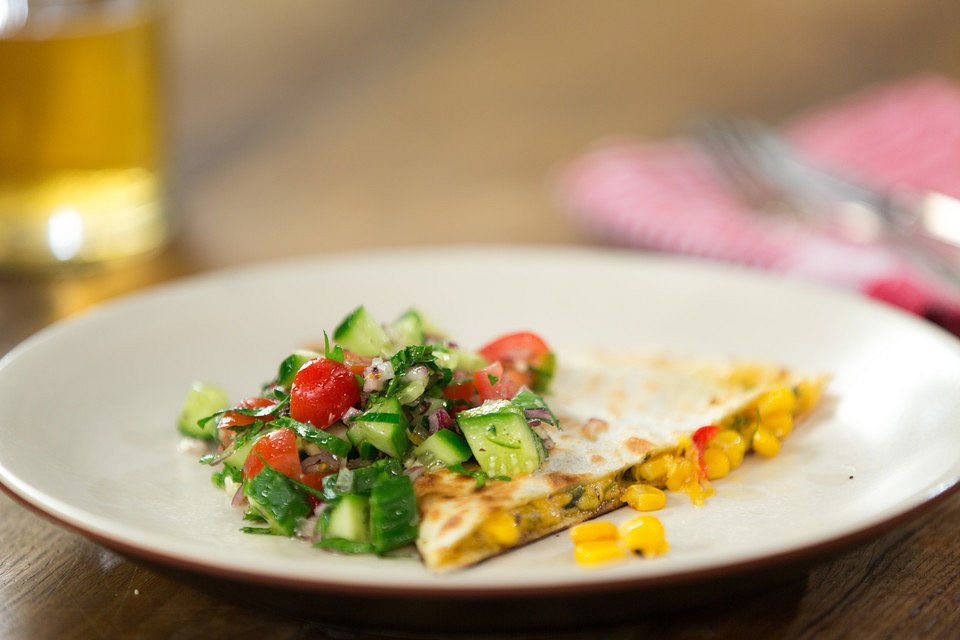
3,244,960,598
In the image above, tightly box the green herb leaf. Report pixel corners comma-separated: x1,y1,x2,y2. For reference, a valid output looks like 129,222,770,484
487,374,499,385
240,526,283,535
510,387,561,429
266,416,352,458
243,462,312,536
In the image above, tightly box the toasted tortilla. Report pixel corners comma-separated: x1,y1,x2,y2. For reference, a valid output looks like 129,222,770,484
414,351,827,572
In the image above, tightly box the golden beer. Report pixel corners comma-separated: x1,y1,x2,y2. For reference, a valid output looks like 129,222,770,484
0,1,166,269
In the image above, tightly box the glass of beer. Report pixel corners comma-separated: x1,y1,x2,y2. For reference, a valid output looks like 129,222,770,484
0,0,167,271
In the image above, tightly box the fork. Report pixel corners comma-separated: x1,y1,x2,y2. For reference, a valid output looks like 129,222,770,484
691,117,960,289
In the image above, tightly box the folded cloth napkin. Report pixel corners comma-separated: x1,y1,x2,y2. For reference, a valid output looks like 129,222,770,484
556,74,960,337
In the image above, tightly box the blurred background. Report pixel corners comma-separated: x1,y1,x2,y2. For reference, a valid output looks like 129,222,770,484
2,0,960,340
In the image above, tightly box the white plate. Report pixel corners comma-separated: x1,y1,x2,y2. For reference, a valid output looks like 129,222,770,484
2,246,960,596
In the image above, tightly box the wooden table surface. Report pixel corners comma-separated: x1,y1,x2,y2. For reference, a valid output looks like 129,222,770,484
3,1,960,637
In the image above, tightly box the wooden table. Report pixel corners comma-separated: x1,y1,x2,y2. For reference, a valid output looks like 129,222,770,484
3,1,960,637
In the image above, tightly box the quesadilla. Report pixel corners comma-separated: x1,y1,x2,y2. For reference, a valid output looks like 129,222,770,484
414,353,826,571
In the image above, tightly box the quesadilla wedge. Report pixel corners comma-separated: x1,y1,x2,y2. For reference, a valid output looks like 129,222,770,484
175,306,827,573
414,353,826,571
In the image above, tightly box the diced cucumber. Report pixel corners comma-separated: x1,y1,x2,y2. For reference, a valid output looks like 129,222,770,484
456,400,546,476
177,382,229,439
369,474,418,551
413,430,472,470
321,458,402,500
324,494,370,543
244,466,312,536
333,306,392,358
347,397,410,458
275,350,320,387
432,346,489,372
387,309,425,348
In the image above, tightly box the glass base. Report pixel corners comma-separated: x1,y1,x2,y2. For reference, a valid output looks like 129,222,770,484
0,167,168,272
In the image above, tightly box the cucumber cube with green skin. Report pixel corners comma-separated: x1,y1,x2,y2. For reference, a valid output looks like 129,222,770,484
276,350,320,387
244,465,312,536
413,430,472,469
387,310,425,348
346,397,411,458
324,494,371,543
369,474,419,551
432,346,489,373
177,382,229,439
457,400,546,476
333,306,392,358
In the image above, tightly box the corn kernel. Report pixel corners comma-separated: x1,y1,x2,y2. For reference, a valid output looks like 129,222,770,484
713,429,746,468
763,413,793,439
574,540,626,566
684,480,712,506
665,457,696,492
794,379,822,413
702,448,730,479
622,483,666,512
570,520,619,543
757,387,796,420
550,492,573,508
531,497,562,527
752,427,781,457
575,484,601,511
480,510,520,546
639,454,671,483
621,515,669,557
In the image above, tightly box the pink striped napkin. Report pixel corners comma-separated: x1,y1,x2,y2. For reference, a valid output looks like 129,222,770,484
557,75,960,337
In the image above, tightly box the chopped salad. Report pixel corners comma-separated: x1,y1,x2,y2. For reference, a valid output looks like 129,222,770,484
176,306,558,555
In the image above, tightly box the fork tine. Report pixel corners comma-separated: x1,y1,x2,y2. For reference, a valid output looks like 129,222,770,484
691,117,787,207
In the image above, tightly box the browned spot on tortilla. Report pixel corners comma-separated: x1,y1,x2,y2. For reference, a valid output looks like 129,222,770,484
709,396,719,406
544,471,588,492
582,418,609,441
440,515,462,533
590,454,604,464
624,436,654,455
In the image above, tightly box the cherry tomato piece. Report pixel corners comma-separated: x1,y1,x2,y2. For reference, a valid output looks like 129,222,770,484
479,331,551,366
290,358,361,428
217,397,278,446
242,428,302,480
474,362,520,402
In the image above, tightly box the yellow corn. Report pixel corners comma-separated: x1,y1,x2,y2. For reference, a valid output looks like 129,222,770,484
576,485,601,511
638,454,672,483
531,497,562,527
752,427,781,457
570,521,619,543
480,510,520,547
757,387,796,420
702,448,730,479
794,379,822,413
713,429,746,469
763,413,793,439
550,492,573,508
574,540,626,566
665,457,697,492
621,515,669,557
622,483,666,512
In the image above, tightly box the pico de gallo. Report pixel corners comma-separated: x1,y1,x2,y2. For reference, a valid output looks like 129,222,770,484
176,306,559,554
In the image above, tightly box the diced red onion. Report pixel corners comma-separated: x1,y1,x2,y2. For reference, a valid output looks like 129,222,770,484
540,433,556,451
362,358,395,393
341,406,361,422
527,419,542,427
301,450,340,474
427,408,455,433
231,483,247,508
523,408,552,421
404,465,426,482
